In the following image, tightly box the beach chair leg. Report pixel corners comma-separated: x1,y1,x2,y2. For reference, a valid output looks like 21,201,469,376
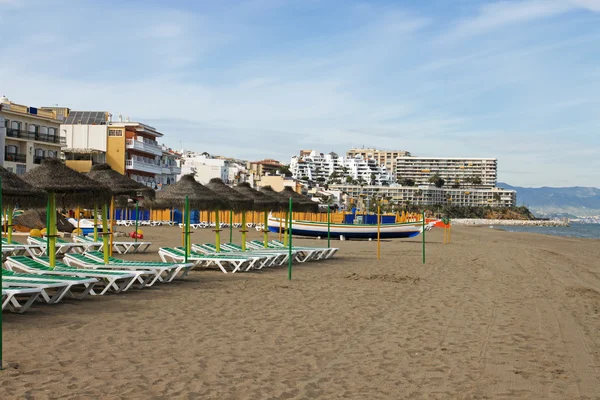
49,286,71,303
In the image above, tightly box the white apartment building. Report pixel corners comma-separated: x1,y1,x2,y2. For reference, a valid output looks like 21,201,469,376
290,150,393,185
178,152,244,184
346,147,411,173
1,96,66,175
330,184,516,208
156,145,181,189
395,157,497,188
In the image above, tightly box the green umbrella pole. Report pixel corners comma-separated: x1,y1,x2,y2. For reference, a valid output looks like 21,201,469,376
288,198,293,281
134,202,139,243
215,209,221,252
263,211,269,249
7,204,13,243
0,177,3,370
241,211,247,251
48,192,57,268
327,204,331,248
102,203,109,264
184,196,189,263
229,210,233,243
45,199,50,257
93,205,98,241
422,210,426,264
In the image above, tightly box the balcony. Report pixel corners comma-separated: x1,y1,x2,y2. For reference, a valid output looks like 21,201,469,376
34,156,46,165
125,138,163,156
170,165,181,175
125,159,162,174
6,129,66,145
4,153,27,163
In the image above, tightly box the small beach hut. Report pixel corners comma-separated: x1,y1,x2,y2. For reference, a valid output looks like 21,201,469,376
205,178,254,250
23,159,111,267
155,174,228,259
233,183,278,248
0,166,47,243
87,163,155,261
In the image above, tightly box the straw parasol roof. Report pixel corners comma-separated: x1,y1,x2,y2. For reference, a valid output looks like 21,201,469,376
0,166,47,208
155,174,228,210
205,178,253,211
87,163,155,200
13,209,74,233
280,187,319,213
233,182,278,211
259,185,290,210
22,159,112,208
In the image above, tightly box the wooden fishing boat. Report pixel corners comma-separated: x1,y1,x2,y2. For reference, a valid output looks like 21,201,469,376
268,215,437,239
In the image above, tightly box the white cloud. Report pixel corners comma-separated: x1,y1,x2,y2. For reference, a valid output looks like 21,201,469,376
444,0,599,41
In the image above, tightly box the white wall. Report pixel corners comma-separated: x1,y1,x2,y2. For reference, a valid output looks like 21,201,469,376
61,124,107,151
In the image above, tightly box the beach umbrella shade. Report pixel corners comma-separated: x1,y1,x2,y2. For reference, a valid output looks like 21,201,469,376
259,186,291,241
0,166,47,243
234,182,278,248
280,187,319,213
155,174,229,259
23,159,112,267
205,178,254,250
87,163,156,256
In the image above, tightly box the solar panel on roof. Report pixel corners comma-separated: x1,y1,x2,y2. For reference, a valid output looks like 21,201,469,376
65,111,107,124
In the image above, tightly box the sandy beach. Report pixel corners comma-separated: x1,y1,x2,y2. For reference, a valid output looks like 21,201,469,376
1,226,599,399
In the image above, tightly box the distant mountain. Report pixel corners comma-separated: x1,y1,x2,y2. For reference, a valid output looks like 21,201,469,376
498,183,600,217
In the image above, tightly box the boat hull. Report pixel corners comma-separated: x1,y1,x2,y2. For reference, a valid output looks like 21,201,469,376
268,216,431,239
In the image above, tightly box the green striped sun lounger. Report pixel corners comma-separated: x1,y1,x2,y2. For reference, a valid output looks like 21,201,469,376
158,247,256,273
219,243,291,266
73,235,152,254
27,236,89,256
23,256,141,294
2,287,43,313
64,252,189,284
191,244,269,270
83,251,192,279
2,266,97,301
2,274,72,304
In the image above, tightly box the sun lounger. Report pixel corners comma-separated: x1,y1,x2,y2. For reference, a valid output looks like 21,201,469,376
27,236,89,255
269,239,339,259
83,251,192,278
73,235,151,254
2,272,75,304
219,243,291,266
7,255,140,294
158,247,257,273
191,244,271,269
2,267,97,302
63,252,188,284
61,253,158,287
2,238,46,257
2,287,42,313
72,235,104,251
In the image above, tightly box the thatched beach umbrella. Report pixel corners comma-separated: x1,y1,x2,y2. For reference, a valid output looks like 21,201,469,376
156,174,228,259
280,187,319,213
234,182,278,248
259,186,291,241
0,166,47,243
23,159,111,267
87,163,156,259
205,178,254,250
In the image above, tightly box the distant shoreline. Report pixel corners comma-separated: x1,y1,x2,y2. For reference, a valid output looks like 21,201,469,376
451,218,569,227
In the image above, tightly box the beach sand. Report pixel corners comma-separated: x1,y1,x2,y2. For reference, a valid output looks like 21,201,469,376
1,226,599,399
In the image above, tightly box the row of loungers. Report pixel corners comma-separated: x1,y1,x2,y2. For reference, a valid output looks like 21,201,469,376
1,236,151,257
158,240,338,274
1,253,192,313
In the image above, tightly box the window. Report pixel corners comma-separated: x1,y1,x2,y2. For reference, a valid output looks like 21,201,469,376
5,145,17,154
48,127,56,136
108,129,122,136
47,150,57,158
16,164,26,176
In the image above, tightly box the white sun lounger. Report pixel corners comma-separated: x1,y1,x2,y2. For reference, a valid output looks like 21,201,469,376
2,287,43,313
2,268,97,302
159,247,257,273
7,255,141,295
191,244,271,270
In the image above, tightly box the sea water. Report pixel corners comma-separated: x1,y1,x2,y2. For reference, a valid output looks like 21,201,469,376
498,223,600,239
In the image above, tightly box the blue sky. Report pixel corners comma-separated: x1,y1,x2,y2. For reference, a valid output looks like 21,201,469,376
1,0,599,187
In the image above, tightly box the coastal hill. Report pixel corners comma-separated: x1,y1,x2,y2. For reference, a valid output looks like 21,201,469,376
499,182,600,217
